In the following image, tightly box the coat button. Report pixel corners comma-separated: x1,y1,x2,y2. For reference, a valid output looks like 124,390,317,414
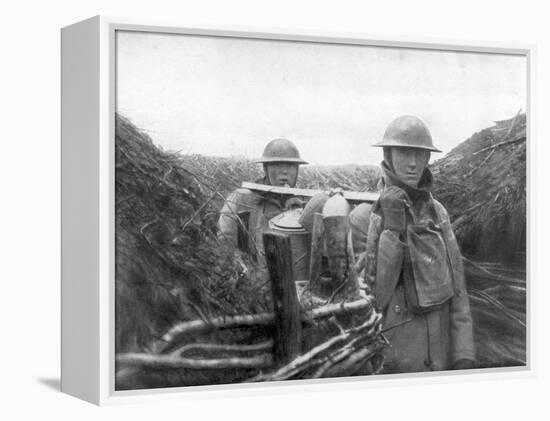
393,305,402,314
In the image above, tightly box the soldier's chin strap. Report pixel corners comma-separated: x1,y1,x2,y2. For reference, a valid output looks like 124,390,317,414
380,161,433,203
383,149,394,172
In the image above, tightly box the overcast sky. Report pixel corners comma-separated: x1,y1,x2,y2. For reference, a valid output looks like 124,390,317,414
116,31,526,166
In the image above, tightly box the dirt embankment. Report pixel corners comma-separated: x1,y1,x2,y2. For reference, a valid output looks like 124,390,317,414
430,112,527,368
115,114,273,357
431,112,526,264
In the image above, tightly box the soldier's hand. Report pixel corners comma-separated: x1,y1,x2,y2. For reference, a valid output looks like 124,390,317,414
284,197,305,210
328,187,344,197
378,186,409,232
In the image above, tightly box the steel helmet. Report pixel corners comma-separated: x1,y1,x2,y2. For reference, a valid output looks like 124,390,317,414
255,138,308,164
373,115,442,152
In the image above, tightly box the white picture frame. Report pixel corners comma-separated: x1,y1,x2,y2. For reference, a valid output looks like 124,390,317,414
61,15,534,405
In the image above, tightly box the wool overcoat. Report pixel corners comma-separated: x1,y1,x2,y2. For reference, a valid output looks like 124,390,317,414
218,183,286,261
356,180,475,373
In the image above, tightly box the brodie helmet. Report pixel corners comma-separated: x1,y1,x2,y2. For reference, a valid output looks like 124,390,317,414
255,138,309,164
373,115,442,152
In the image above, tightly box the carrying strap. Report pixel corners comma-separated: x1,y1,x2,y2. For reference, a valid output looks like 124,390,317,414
402,196,459,300
430,200,460,294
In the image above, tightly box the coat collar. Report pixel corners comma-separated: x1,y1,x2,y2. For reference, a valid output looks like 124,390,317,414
380,160,433,203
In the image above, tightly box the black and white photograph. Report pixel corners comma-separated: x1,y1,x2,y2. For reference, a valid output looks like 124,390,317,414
113,29,527,390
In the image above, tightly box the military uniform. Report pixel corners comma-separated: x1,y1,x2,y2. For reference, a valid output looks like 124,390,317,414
351,115,475,373
217,138,308,263
357,164,475,373
217,179,288,261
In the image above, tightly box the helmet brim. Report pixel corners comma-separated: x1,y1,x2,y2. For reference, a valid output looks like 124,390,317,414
371,140,442,153
255,157,309,164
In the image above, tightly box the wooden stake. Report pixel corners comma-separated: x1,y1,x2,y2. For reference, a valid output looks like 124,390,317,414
116,353,273,369
263,232,302,365
159,298,373,353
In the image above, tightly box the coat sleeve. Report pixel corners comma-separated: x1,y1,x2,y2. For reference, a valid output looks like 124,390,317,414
435,201,476,364
217,188,259,248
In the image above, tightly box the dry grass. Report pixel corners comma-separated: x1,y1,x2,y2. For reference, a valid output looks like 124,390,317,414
431,112,526,262
115,114,274,356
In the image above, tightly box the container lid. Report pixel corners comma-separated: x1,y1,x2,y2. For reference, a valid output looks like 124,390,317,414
268,209,307,232
322,193,351,217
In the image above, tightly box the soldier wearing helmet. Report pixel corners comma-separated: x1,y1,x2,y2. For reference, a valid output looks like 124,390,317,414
217,138,308,264
357,115,476,373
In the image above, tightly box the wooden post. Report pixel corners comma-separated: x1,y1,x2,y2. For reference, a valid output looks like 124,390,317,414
263,232,302,365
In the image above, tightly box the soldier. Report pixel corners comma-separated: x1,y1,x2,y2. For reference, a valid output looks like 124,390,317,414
360,115,476,373
217,138,308,262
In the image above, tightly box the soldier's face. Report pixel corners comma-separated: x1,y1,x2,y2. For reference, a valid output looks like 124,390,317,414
265,162,299,187
391,147,431,187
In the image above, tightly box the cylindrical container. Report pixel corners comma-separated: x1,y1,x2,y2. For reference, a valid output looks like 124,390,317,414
322,194,351,283
268,209,311,281
322,193,351,217
323,216,350,283
321,194,360,299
